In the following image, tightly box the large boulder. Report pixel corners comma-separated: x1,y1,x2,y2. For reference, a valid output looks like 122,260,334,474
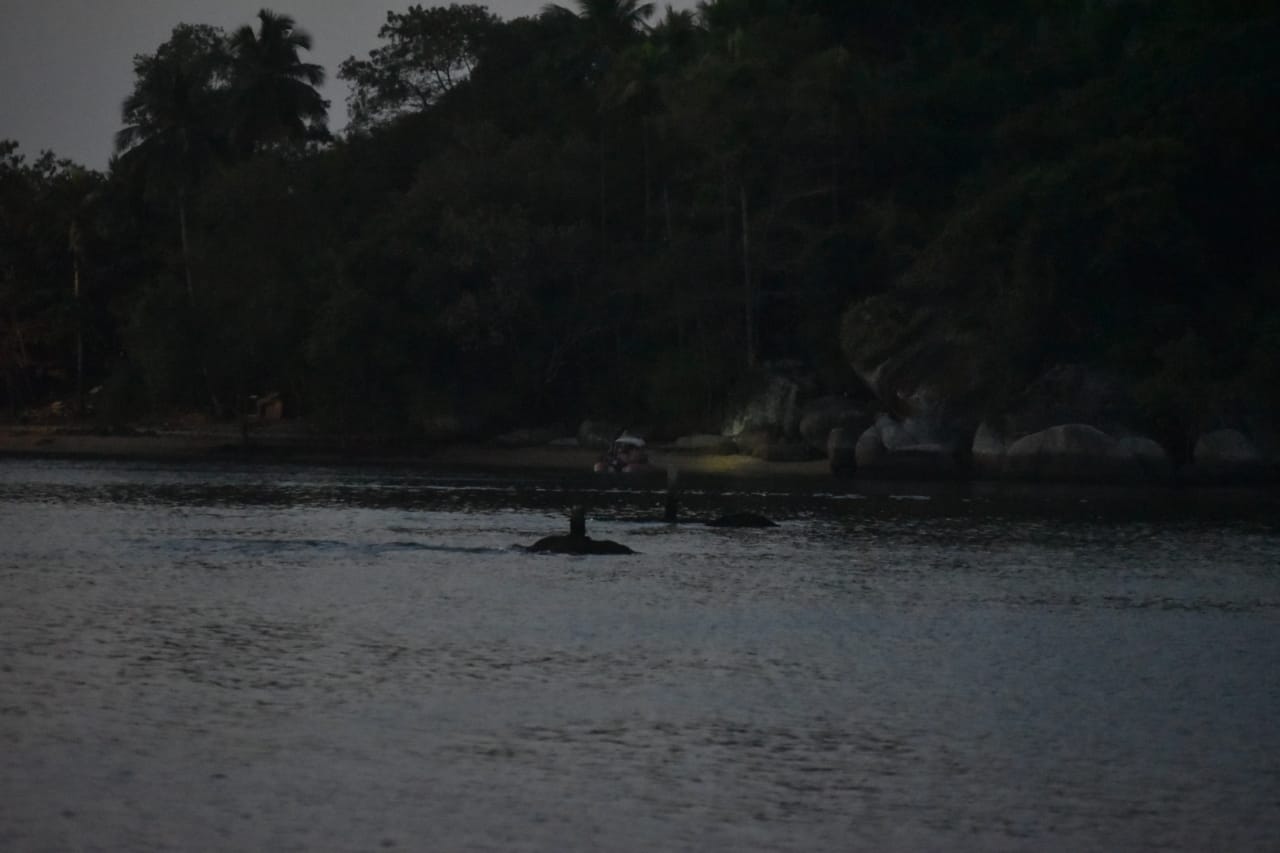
971,421,1006,479
722,366,816,439
1117,435,1176,482
828,427,859,477
798,396,877,455
976,422,1173,483
841,293,993,430
853,413,966,479
1002,424,1152,482
1000,364,1139,438
1182,428,1275,483
971,363,1176,483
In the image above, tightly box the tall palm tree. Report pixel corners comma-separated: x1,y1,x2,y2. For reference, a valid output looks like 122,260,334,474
543,0,657,53
115,25,228,299
540,1,657,245
228,10,328,156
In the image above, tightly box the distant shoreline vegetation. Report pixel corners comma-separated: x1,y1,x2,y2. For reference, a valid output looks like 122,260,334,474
3,2,1278,479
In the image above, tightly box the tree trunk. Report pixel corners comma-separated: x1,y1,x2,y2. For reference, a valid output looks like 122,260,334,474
178,185,222,416
721,162,732,262
663,182,673,244
73,252,84,415
178,186,194,301
642,116,651,245
740,181,755,367
598,119,608,246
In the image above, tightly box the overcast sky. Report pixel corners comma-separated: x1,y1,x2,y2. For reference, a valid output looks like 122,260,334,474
0,1,697,170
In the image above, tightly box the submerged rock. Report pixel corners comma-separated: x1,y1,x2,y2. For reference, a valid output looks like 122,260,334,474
662,482,776,528
524,507,635,555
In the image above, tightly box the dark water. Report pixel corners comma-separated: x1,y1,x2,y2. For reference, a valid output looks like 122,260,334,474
1,458,1278,852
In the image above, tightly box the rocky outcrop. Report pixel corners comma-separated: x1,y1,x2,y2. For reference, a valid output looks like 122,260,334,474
971,421,1006,479
966,363,1178,483
841,293,993,429
731,429,771,457
798,396,877,455
722,365,816,439
976,423,1173,483
1117,435,1176,482
1181,428,1276,483
828,427,859,477
1000,364,1139,439
1004,424,1145,482
854,413,967,479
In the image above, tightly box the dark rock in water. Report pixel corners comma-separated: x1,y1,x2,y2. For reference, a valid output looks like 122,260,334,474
528,534,635,555
524,507,635,555
663,482,775,527
705,512,777,528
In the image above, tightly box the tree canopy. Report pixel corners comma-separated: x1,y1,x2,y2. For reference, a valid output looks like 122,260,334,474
2,1,1277,452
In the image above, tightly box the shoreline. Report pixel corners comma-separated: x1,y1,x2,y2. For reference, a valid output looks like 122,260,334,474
4,424,1277,493
0,423,833,481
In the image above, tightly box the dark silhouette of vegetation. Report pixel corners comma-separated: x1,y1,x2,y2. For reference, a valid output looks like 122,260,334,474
2,2,1277,456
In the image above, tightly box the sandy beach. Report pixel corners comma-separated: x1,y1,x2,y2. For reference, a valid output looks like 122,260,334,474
0,423,833,481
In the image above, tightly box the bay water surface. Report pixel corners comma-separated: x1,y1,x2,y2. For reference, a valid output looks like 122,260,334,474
1,457,1278,851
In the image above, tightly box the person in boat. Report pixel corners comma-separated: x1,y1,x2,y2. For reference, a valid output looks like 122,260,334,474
594,434,649,473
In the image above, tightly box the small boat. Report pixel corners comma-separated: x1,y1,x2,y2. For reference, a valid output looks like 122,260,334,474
593,434,650,473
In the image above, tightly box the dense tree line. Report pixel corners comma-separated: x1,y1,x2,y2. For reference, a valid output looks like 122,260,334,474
2,1,1276,449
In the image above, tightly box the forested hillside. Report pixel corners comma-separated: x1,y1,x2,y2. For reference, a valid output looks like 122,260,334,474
3,1,1276,462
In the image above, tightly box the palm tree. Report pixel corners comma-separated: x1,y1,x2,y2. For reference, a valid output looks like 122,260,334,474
540,1,657,244
227,10,328,156
115,25,228,300
542,0,657,54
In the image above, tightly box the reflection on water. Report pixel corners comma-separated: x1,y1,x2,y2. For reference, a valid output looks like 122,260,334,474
1,458,1278,852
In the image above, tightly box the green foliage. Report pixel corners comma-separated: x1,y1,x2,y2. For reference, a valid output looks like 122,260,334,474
0,142,107,414
1132,331,1215,462
338,4,500,130
92,359,149,427
5,1,1278,446
227,10,329,154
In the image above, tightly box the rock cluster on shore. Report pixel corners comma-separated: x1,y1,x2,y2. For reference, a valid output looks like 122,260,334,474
557,360,1280,486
